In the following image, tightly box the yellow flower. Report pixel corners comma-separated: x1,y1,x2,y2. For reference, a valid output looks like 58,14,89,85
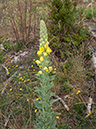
8,67,10,69
8,72,10,74
39,47,44,52
20,88,22,90
51,107,52,109
39,66,41,68
46,47,52,54
49,66,53,70
68,96,70,98
54,68,56,70
44,44,48,49
12,66,14,67
31,65,33,67
24,80,26,83
43,52,47,56
27,79,30,81
43,67,48,72
37,51,42,55
2,90,4,93
89,111,91,114
56,116,59,119
38,71,42,74
64,69,67,73
7,93,9,95
40,56,44,62
10,88,12,91
27,99,29,102
20,77,22,79
33,69,35,71
35,109,37,112
13,80,15,82
35,60,41,65
76,90,81,95
22,79,24,81
33,59,35,61
23,76,25,78
36,98,39,101
8,61,10,63
42,41,44,44
16,65,18,67
32,92,34,94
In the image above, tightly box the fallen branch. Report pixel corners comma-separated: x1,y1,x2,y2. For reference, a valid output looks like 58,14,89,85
1,66,24,94
4,113,11,127
53,95,69,111
85,97,92,118
2,64,9,75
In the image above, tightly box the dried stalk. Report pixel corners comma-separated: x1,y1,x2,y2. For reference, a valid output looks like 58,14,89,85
24,0,27,40
17,0,24,41
2,64,9,75
53,95,69,111
4,113,11,127
86,97,92,115
27,0,32,42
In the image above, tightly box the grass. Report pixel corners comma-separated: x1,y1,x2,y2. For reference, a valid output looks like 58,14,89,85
0,0,96,128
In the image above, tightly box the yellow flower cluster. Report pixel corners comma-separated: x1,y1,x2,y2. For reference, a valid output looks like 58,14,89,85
37,41,52,56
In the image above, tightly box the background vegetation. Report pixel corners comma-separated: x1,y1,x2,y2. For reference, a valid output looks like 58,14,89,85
0,0,96,128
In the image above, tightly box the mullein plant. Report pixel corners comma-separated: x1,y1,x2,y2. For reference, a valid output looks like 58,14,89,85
33,20,58,129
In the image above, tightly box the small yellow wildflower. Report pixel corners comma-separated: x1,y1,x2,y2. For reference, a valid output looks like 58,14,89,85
33,59,35,61
49,66,53,70
35,109,37,113
31,65,33,67
36,60,41,65
16,65,18,67
39,47,44,52
36,98,39,101
7,93,9,95
89,111,91,114
8,61,10,63
33,69,35,71
43,67,48,72
63,64,66,67
2,90,4,93
22,79,24,81
68,96,70,98
45,44,48,49
32,92,34,94
20,77,22,79
54,68,56,70
8,72,10,75
8,67,10,69
13,80,15,82
23,76,25,78
27,99,29,102
37,51,42,55
40,56,44,62
56,116,59,119
64,69,67,73
27,79,30,81
39,66,41,68
20,88,22,90
46,47,52,54
76,90,81,95
10,88,12,91
24,80,26,83
12,66,14,68
51,107,52,109
43,52,47,56
38,71,42,74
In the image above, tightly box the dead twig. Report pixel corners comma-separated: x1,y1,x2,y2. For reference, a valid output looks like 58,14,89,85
2,64,9,75
86,97,92,115
53,95,69,111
